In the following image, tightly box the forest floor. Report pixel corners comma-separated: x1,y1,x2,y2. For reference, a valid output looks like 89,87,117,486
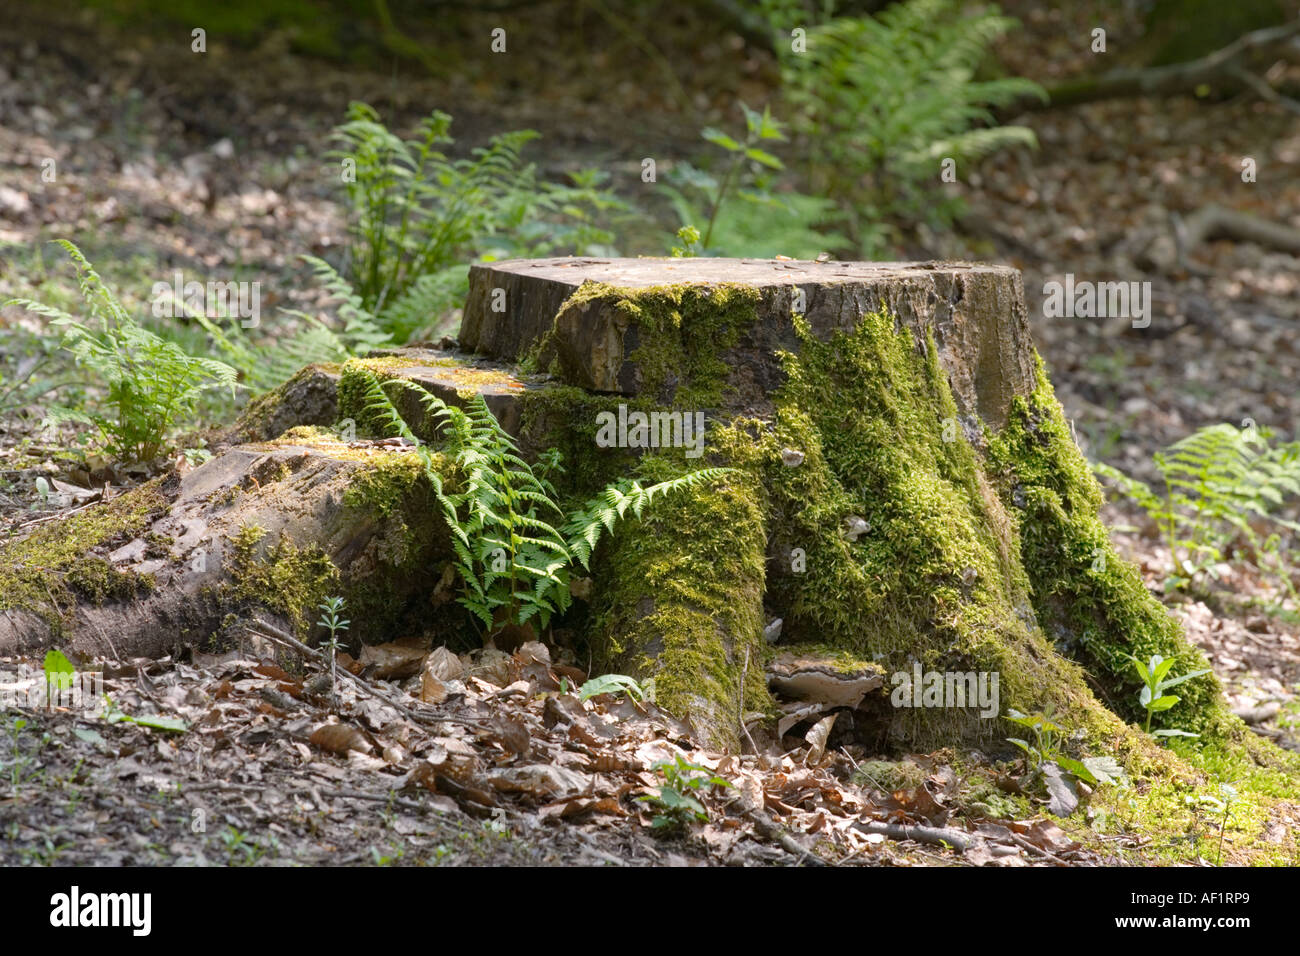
0,0,1298,865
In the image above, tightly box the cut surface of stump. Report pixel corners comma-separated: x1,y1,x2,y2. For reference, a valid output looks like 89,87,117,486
461,257,1037,428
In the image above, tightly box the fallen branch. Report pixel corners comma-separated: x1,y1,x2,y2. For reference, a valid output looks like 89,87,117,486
854,819,974,853
746,810,830,867
1010,19,1300,111
1139,204,1300,274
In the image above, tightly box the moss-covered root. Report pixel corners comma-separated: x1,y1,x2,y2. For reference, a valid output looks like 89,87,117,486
588,462,771,751
986,361,1228,736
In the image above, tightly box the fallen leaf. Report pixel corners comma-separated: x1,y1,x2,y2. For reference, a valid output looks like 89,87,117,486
805,714,837,764
309,723,373,756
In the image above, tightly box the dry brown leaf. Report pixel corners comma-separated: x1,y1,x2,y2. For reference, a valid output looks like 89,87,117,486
309,723,373,756
359,636,430,679
805,713,837,764
423,646,464,682
490,764,593,799
485,715,531,756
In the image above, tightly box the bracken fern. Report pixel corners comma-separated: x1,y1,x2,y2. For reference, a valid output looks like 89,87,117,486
762,0,1045,255
5,240,238,462
1095,422,1300,595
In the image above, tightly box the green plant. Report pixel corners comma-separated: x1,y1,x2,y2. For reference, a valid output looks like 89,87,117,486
578,673,649,703
637,753,732,828
42,649,75,709
18,832,72,866
219,825,273,866
1186,782,1237,865
763,0,1044,256
102,695,189,733
4,241,239,463
7,718,29,794
1095,422,1300,595
0,351,64,419
316,595,350,710
1131,654,1212,738
354,368,733,635
195,255,392,392
1005,707,1124,815
663,104,841,258
332,102,621,338
669,225,701,258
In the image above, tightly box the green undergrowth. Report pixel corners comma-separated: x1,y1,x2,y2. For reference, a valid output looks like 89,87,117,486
1076,733,1300,865
0,477,172,633
337,356,435,438
228,524,339,636
586,437,771,751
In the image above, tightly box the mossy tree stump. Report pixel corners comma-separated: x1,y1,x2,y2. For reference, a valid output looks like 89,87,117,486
0,257,1228,758
460,257,1225,751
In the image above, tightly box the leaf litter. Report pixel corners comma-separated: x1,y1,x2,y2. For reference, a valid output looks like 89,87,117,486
0,631,1112,866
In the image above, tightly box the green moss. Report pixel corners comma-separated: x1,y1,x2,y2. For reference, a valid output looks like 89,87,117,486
273,425,340,445
749,310,1102,748
587,438,770,751
64,557,152,604
237,362,341,438
337,356,527,442
534,281,761,407
985,360,1226,736
518,385,642,501
228,524,339,636
853,758,929,792
337,358,410,438
1079,733,1300,865
0,477,173,632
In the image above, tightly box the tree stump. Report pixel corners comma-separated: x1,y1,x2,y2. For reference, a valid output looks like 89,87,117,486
0,257,1227,753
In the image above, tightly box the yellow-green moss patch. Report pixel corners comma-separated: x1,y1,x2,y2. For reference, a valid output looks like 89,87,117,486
228,524,339,635
985,360,1226,736
0,477,173,633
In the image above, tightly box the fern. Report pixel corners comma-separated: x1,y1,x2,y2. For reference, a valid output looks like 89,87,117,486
762,0,1045,255
348,365,733,633
1095,423,1300,595
194,256,392,392
332,103,621,331
5,241,238,462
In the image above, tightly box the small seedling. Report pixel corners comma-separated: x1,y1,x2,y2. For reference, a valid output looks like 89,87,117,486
1005,707,1124,816
670,225,701,258
578,673,648,703
637,754,732,829
317,596,350,711
1186,783,1237,865
43,649,75,709
1131,654,1211,738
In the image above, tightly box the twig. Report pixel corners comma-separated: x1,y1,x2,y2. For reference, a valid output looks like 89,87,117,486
1229,66,1300,116
246,618,490,731
853,819,973,853
738,647,761,755
180,779,477,832
746,810,829,867
1006,830,1067,866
